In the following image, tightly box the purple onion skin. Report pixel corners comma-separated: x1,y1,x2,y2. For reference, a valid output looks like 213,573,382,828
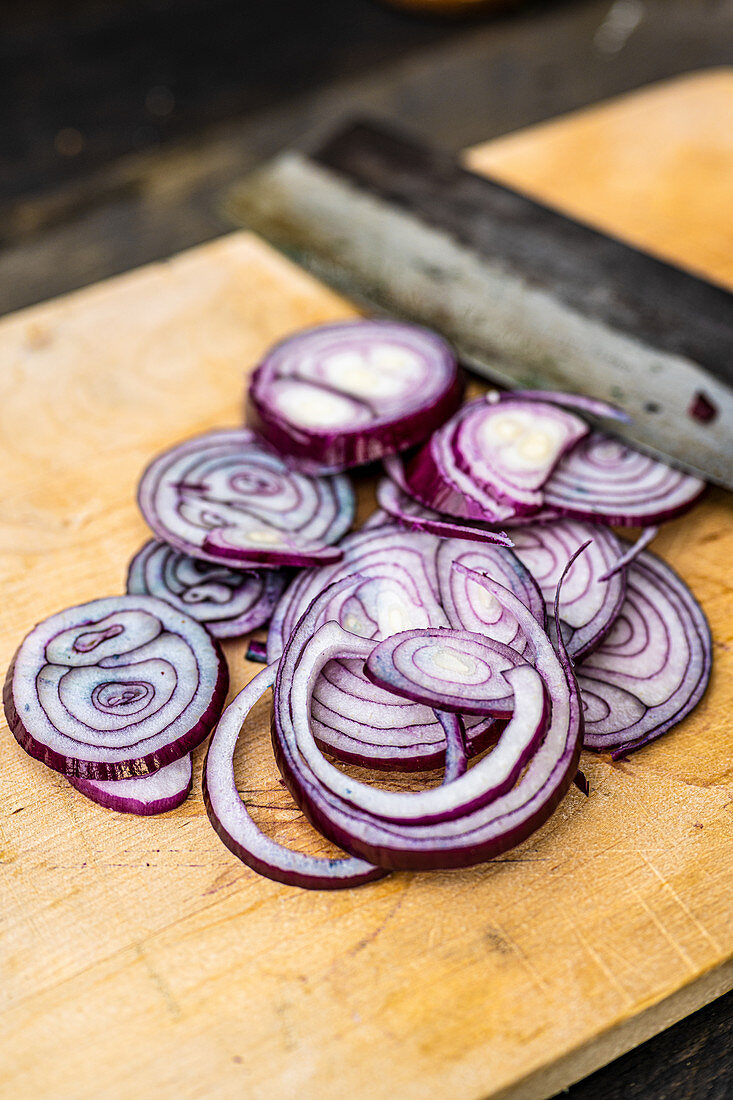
505,390,630,423
246,321,465,473
377,477,513,548
200,537,342,570
69,755,193,815
246,639,269,664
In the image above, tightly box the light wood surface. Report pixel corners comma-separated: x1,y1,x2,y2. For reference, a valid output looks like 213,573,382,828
1,71,731,1100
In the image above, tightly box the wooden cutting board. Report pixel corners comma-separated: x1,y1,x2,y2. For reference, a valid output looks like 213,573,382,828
1,70,731,1100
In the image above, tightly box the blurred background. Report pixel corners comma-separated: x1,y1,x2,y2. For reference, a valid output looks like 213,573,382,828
1,0,731,316
0,0,729,306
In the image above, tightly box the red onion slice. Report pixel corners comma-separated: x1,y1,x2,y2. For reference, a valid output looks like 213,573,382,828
247,320,463,472
365,629,527,717
279,616,547,825
245,638,268,664
439,710,468,782
138,428,354,569
509,520,626,659
437,541,545,656
204,663,384,890
4,595,228,780
127,539,286,638
598,527,659,582
267,525,537,768
577,551,712,756
69,753,192,815
449,396,588,511
543,433,706,526
377,477,512,547
401,435,522,524
272,569,577,866
266,525,453,769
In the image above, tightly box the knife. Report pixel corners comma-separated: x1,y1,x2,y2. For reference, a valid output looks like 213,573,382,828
228,120,733,489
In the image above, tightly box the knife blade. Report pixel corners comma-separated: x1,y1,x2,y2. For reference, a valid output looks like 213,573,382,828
228,120,733,489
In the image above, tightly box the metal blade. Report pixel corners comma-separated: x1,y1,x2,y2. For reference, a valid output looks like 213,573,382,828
228,123,733,488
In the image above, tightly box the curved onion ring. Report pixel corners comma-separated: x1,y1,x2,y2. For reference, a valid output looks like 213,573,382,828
544,433,705,526
267,525,541,768
204,663,385,890
247,320,463,472
70,753,193,815
138,428,354,569
269,562,581,870
577,551,712,756
377,476,512,548
127,539,286,638
365,628,531,717
4,595,228,780
510,520,626,659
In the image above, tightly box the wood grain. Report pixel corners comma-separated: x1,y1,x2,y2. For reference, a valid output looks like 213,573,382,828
1,72,732,1100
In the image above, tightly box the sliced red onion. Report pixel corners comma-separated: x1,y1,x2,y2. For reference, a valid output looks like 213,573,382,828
204,663,384,890
127,539,286,639
266,525,453,769
271,568,577,866
267,525,538,768
400,432,523,524
247,320,463,472
4,595,228,780
577,552,711,756
598,527,659,582
278,616,545,827
448,396,588,512
69,754,192,815
138,428,354,569
438,711,468,782
509,520,626,659
245,638,268,664
365,628,529,717
376,477,512,548
543,433,706,526
436,540,545,657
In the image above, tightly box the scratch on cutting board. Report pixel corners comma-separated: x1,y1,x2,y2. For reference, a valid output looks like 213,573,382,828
573,925,634,1007
632,888,696,974
491,920,550,994
639,851,722,955
135,944,182,1020
347,885,411,960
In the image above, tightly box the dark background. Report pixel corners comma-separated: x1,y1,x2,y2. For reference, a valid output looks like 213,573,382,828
2,0,733,316
2,1,732,1095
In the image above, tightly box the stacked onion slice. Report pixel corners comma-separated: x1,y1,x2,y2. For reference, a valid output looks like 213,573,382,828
387,391,705,529
138,428,354,569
